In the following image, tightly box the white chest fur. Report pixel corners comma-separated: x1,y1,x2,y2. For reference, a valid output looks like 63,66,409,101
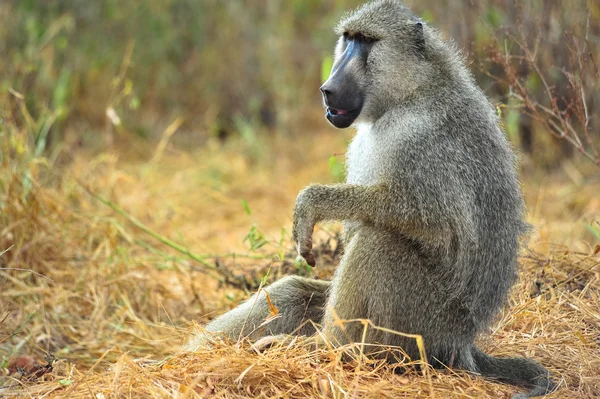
346,123,385,185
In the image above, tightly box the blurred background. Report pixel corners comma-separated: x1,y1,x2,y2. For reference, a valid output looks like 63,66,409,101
1,0,599,166
1,1,599,393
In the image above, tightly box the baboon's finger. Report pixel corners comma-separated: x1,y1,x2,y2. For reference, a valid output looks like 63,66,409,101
292,219,299,243
304,251,316,267
297,241,316,267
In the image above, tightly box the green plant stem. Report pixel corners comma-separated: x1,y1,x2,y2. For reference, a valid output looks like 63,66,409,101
77,179,217,270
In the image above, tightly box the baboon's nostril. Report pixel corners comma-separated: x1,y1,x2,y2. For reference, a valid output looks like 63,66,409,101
320,85,334,103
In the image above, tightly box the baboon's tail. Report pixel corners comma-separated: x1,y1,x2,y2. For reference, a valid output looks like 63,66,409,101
458,345,555,398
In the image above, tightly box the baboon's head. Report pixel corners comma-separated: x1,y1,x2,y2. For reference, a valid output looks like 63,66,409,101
321,0,435,128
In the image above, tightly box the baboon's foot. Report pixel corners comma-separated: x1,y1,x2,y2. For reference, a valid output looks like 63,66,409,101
250,334,297,352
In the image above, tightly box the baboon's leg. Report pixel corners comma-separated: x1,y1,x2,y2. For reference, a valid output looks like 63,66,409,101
185,275,329,350
321,226,474,364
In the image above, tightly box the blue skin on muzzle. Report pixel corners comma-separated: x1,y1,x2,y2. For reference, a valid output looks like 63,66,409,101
320,34,372,129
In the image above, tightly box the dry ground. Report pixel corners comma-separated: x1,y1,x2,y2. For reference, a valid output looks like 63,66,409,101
1,129,599,398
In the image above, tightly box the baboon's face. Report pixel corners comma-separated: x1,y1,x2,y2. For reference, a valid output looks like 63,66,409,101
322,0,430,128
320,33,374,129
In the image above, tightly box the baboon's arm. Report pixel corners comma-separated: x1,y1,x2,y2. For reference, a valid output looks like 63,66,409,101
292,183,470,266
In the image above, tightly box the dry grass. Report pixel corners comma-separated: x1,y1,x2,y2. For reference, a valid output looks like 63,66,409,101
1,129,599,398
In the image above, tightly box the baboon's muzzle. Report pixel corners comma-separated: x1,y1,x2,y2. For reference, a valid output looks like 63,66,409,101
320,40,366,129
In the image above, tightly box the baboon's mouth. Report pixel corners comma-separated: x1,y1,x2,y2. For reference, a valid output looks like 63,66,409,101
328,107,349,116
325,106,359,129
325,107,360,129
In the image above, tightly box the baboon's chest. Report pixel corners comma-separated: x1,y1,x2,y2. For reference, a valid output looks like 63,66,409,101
346,124,396,185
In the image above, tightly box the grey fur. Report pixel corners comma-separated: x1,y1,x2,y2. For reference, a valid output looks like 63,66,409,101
184,276,329,348
186,1,555,397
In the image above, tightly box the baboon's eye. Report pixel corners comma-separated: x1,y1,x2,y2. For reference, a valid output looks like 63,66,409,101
353,33,375,44
343,32,349,41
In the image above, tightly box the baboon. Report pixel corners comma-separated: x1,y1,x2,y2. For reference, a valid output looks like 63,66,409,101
186,1,555,397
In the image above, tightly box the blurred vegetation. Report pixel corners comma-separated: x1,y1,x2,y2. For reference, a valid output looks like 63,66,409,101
0,0,598,167
1,3,600,395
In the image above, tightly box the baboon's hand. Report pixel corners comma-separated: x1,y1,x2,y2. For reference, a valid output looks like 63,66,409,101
293,188,317,267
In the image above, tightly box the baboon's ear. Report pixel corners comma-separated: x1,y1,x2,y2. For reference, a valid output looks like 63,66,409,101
411,21,426,57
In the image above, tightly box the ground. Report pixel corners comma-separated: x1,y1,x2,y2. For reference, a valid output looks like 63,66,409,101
1,128,599,398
